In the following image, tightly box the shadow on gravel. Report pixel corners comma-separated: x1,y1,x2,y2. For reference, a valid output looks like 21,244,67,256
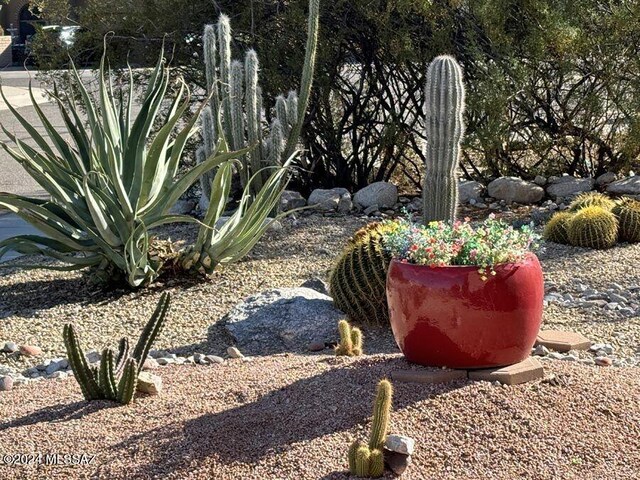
0,400,114,431
112,356,467,478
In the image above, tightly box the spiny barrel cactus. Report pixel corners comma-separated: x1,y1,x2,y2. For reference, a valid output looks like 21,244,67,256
63,293,171,405
613,197,640,243
347,379,393,478
567,206,618,249
198,0,320,200
329,223,391,326
569,192,616,212
423,55,466,224
543,211,573,245
335,320,363,356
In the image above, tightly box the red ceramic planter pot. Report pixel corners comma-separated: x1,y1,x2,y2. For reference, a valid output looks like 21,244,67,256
386,254,544,369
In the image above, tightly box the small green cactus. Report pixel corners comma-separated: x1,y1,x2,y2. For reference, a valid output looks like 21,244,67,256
543,211,573,245
567,206,618,249
613,197,640,243
347,379,393,478
329,223,391,326
568,192,616,212
64,293,170,405
335,320,363,357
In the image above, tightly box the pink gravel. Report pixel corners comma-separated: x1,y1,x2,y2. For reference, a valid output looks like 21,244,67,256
1,354,639,479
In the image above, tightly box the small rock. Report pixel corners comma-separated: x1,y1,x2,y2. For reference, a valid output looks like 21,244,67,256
143,358,160,370
459,180,485,203
86,350,101,364
307,341,325,352
487,177,544,204
595,356,613,367
560,355,578,362
45,359,67,375
300,277,329,296
227,346,244,359
0,376,13,392
385,450,412,476
545,176,595,199
606,176,640,195
609,293,627,304
596,172,617,186
137,372,162,395
48,371,68,379
280,190,307,212
19,345,43,357
2,342,19,353
532,345,550,356
203,355,225,365
156,357,174,366
308,188,351,212
363,204,379,216
385,434,415,455
547,352,565,360
590,343,614,355
533,175,547,186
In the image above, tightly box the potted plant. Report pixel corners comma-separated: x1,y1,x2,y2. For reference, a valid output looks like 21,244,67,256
383,216,543,368
381,55,543,368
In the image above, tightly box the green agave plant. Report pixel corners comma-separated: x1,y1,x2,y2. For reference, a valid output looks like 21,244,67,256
0,48,292,287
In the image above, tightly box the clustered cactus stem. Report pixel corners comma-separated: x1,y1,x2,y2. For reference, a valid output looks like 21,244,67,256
335,320,363,356
348,379,393,478
198,0,320,202
63,293,171,405
423,55,466,224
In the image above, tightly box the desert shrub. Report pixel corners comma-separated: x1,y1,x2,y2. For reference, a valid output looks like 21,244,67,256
0,48,290,287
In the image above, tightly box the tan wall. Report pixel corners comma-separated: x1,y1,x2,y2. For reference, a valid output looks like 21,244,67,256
0,36,12,67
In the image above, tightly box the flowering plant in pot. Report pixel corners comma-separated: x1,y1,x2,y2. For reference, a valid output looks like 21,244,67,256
382,54,544,369
383,215,543,368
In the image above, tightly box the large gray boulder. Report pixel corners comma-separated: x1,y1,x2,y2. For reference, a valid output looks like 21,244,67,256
606,176,640,195
353,182,398,209
458,181,484,203
545,176,595,199
222,288,342,355
308,188,352,212
487,177,544,204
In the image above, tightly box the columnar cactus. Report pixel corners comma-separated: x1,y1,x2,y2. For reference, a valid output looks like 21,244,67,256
198,0,320,201
423,55,466,224
329,223,391,326
567,206,618,249
335,320,363,356
63,293,171,405
347,379,394,478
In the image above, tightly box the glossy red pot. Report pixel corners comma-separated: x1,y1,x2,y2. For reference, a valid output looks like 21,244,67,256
386,254,544,369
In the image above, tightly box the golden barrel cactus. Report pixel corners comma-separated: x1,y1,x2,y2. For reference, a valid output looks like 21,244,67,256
543,211,573,245
568,192,616,212
613,198,640,243
567,206,618,249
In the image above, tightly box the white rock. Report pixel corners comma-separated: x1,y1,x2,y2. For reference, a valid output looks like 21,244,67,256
0,376,13,392
2,342,19,353
353,182,398,209
227,346,244,359
385,434,415,455
137,372,162,395
458,181,485,203
606,176,640,195
487,177,544,204
308,188,352,212
546,176,595,199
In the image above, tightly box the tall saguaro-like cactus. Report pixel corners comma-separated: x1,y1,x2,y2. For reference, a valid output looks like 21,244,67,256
422,55,466,224
198,0,320,202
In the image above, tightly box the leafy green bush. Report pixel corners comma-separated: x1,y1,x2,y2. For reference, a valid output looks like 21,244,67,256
0,48,291,287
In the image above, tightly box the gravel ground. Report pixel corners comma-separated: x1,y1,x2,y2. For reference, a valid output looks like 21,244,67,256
1,354,639,479
1,213,639,372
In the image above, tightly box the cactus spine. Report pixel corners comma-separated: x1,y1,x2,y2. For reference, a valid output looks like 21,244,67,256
423,55,466,224
199,0,320,201
329,223,391,326
567,206,618,249
613,197,640,243
569,192,616,212
543,211,573,245
335,320,363,356
347,379,393,478
63,293,171,405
